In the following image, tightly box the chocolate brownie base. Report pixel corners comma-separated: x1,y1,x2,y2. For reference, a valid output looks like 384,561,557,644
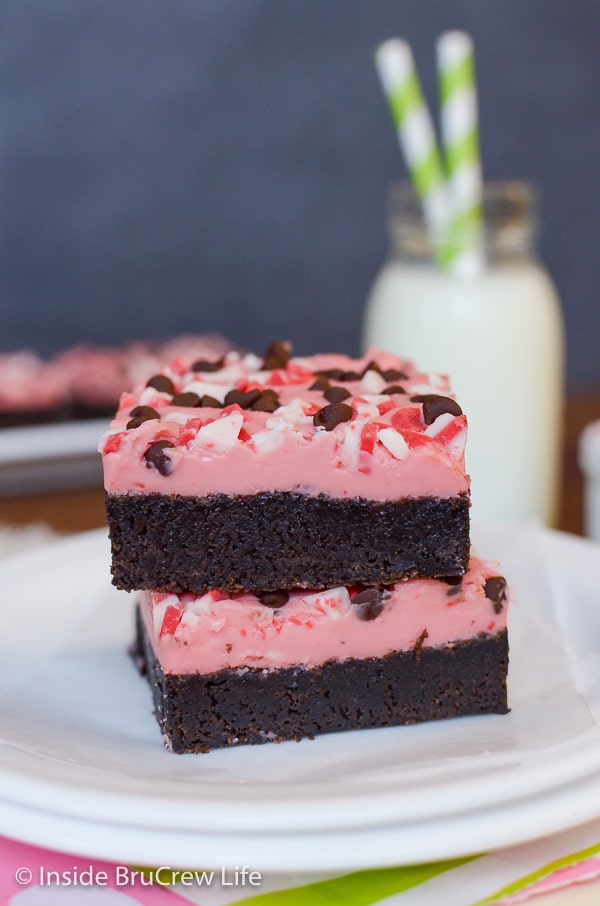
0,403,70,428
72,401,118,420
133,607,508,754
107,491,470,594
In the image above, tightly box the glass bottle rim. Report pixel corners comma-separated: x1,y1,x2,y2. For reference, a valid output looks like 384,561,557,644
388,180,536,220
387,180,538,263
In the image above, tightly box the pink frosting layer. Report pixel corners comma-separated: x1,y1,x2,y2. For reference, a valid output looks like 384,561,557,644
140,555,508,674
101,348,469,501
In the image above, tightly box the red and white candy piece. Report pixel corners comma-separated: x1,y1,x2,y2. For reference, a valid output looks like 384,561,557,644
193,410,244,452
377,427,410,460
424,411,456,438
434,414,468,457
151,593,182,637
266,398,313,430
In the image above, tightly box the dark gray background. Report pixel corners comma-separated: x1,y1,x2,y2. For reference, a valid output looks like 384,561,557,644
1,1,598,389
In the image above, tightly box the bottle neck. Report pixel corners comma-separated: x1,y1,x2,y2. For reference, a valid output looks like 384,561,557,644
387,181,539,267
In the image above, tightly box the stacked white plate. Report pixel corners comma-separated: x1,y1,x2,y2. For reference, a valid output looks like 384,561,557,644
1,523,599,871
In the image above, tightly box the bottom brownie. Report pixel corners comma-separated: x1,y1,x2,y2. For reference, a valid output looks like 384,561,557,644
132,607,508,754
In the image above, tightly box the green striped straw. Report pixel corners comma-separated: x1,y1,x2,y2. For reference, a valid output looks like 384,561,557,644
375,38,452,267
437,30,484,275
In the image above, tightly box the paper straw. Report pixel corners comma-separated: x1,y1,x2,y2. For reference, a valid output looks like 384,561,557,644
375,38,451,265
437,30,484,275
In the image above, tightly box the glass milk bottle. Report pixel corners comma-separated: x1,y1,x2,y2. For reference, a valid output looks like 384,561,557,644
362,182,564,526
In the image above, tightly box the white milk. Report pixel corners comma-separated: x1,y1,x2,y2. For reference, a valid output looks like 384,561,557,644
362,258,564,525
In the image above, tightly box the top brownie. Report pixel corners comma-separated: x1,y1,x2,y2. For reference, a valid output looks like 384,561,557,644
101,342,471,593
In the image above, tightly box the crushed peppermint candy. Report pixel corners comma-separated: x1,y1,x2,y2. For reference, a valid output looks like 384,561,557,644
377,427,410,460
193,410,244,452
101,343,468,475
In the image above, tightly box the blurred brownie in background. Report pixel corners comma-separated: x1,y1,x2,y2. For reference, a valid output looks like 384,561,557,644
0,351,70,427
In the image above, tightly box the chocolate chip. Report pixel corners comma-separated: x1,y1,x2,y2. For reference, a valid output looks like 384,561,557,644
382,368,408,382
309,376,330,391
361,360,382,377
352,588,385,621
250,389,280,413
200,394,223,408
484,577,508,614
129,405,160,419
170,392,201,407
340,370,361,382
443,575,463,596
382,384,407,395
324,386,351,404
263,340,291,370
191,357,225,373
145,374,175,394
224,388,262,409
126,406,160,429
410,394,463,426
313,402,353,431
143,440,175,476
258,590,290,608
442,575,463,586
314,368,345,381
413,628,429,662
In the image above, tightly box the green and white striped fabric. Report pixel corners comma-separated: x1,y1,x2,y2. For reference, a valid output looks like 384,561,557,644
162,819,600,905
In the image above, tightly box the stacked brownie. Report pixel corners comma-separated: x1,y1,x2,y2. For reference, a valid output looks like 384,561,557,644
101,341,509,753
0,334,232,427
55,334,233,420
0,352,70,427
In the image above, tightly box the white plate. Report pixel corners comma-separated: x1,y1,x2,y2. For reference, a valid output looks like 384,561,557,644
0,420,106,495
0,523,600,871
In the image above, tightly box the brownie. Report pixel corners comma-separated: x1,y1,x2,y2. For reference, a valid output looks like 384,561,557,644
0,352,71,428
133,606,508,754
107,491,471,594
0,402,70,428
101,344,510,755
